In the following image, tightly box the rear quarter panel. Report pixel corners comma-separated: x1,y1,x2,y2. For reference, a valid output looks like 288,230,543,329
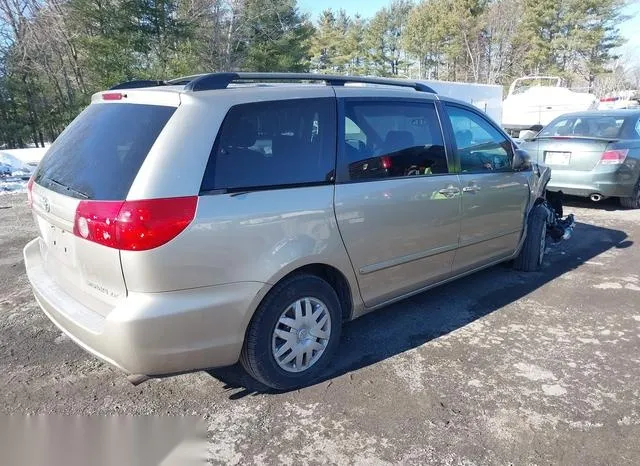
120,86,363,315
119,186,362,310
608,140,640,187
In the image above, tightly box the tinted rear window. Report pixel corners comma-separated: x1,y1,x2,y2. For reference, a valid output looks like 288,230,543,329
35,103,175,200
200,98,336,192
540,115,625,139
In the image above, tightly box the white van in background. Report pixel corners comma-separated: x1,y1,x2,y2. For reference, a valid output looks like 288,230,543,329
419,80,503,124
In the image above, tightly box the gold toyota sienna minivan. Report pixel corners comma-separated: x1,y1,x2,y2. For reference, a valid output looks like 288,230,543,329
23,73,574,390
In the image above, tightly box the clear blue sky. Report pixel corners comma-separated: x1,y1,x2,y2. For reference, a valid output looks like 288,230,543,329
298,0,389,19
299,0,640,56
619,2,640,53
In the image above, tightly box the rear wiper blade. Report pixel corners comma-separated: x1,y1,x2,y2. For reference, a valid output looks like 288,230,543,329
229,190,251,197
46,177,90,199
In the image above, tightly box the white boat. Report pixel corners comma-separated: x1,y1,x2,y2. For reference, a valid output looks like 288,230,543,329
502,76,598,135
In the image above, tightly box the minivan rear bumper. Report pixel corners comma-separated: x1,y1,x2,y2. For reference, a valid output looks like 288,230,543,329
24,238,264,376
547,167,637,198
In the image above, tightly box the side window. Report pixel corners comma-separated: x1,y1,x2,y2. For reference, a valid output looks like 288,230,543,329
345,117,367,150
343,100,448,181
446,105,514,173
201,98,336,192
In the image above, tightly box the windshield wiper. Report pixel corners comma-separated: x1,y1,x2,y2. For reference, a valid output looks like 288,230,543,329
46,177,90,199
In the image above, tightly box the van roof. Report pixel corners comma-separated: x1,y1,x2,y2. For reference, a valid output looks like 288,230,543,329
107,72,439,95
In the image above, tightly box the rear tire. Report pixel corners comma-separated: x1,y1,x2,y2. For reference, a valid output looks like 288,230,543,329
620,179,640,209
240,274,342,390
514,205,548,272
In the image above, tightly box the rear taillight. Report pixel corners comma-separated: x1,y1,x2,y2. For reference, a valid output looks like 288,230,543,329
599,149,628,165
26,177,34,206
381,156,392,170
73,196,197,251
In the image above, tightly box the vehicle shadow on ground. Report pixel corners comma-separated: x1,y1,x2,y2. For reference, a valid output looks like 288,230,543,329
563,195,628,212
207,221,629,399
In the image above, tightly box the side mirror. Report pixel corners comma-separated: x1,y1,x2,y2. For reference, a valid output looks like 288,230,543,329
518,129,538,141
513,148,532,171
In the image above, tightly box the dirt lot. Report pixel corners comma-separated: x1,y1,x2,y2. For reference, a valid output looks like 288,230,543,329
2,192,640,465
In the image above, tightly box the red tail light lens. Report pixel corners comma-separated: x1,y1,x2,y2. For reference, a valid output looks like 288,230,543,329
73,196,197,251
74,200,123,248
381,156,392,170
26,177,34,206
117,197,197,251
599,149,628,165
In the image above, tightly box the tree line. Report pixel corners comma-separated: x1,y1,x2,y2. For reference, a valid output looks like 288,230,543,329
0,0,628,148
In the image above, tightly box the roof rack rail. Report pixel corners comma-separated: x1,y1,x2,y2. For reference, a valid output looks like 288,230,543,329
165,74,207,86
109,80,166,90
182,72,437,94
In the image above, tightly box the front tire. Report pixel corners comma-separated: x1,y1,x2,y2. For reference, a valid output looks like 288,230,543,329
620,178,640,209
514,205,548,272
240,274,342,390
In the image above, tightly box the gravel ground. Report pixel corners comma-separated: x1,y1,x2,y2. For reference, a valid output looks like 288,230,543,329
2,192,640,465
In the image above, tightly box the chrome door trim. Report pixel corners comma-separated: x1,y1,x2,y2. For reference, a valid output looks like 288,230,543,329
359,242,459,275
457,227,523,249
365,251,514,312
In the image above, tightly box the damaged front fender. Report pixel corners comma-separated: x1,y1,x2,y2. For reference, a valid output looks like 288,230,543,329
526,162,575,243
528,162,552,208
535,164,575,242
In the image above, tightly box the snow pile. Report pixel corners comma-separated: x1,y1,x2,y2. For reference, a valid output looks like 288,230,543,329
0,147,47,194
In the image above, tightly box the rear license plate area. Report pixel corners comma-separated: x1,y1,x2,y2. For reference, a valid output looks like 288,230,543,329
545,151,571,165
42,221,75,267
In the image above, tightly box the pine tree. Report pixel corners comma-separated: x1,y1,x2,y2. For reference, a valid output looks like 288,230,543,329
566,0,625,89
240,0,313,72
310,9,342,73
404,0,454,79
365,0,413,76
343,14,370,75
518,0,625,88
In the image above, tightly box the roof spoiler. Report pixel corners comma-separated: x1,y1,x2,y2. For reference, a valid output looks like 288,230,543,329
110,73,437,94
109,80,166,90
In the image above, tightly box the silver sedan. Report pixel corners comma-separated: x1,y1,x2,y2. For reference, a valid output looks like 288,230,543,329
520,110,640,208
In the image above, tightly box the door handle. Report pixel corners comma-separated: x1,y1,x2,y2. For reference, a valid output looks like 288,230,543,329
462,184,480,194
438,185,461,196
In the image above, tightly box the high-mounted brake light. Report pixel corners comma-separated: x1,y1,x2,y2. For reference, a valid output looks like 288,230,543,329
599,149,628,165
102,92,124,101
381,156,392,170
73,196,197,251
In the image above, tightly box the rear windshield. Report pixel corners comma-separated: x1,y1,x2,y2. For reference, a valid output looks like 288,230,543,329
539,115,625,139
35,103,175,200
